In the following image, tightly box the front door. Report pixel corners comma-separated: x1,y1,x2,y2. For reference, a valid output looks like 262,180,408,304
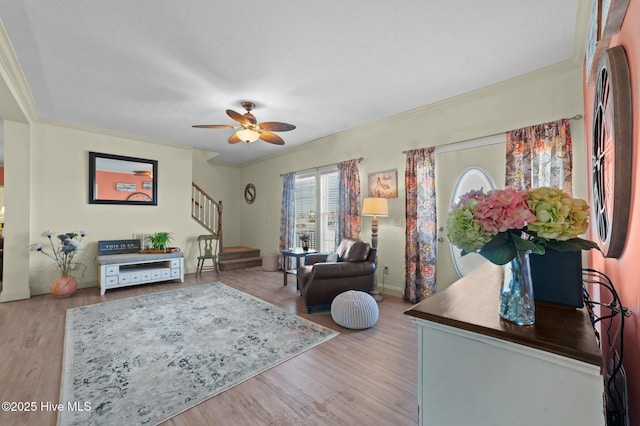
434,136,506,291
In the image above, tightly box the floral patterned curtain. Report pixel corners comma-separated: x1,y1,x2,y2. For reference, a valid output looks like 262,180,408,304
505,119,573,194
337,159,361,244
404,147,437,303
279,172,295,268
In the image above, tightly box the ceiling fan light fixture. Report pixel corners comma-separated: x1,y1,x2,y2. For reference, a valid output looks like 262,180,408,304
236,128,260,143
193,101,294,145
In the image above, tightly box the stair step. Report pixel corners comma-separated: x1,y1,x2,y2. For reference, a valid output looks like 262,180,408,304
219,246,261,261
219,256,263,271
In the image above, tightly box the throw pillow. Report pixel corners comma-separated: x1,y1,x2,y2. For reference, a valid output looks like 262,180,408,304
326,252,339,262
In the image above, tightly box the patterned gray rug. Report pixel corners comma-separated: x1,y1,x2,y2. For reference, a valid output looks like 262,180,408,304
58,283,338,425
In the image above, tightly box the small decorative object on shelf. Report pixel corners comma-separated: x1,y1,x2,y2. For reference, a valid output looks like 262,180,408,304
299,233,311,251
143,232,174,253
31,230,89,297
446,187,598,325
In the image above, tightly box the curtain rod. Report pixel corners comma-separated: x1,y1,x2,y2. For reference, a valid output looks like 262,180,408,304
401,114,583,154
280,157,363,176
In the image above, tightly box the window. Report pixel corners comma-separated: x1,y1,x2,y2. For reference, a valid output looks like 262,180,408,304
295,168,338,252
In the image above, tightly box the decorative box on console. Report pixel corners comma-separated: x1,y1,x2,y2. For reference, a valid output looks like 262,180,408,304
529,249,583,308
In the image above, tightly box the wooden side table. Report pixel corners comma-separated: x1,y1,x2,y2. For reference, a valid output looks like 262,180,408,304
280,248,316,286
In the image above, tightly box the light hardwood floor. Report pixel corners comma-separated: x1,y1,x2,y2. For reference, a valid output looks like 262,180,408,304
0,268,418,426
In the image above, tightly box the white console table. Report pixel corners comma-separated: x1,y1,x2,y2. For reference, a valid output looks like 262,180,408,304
404,262,605,426
97,252,184,295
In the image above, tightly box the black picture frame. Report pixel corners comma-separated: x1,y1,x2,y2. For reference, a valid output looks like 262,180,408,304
89,152,158,205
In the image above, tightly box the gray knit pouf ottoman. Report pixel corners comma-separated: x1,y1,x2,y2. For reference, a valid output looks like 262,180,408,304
331,290,379,329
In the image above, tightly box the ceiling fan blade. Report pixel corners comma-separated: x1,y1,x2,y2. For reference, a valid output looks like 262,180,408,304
260,131,285,145
226,109,251,126
259,121,296,132
228,133,242,144
192,124,237,129
244,112,257,125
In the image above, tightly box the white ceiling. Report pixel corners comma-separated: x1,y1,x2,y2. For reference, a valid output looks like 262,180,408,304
0,1,583,165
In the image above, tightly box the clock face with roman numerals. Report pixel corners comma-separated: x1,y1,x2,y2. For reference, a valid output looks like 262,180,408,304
591,45,632,258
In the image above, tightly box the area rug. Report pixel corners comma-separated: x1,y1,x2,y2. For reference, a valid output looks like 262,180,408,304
58,283,338,425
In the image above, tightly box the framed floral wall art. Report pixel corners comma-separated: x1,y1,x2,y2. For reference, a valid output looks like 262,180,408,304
368,169,398,198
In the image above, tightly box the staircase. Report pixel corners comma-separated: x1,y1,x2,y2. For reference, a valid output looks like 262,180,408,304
192,183,263,271
218,246,263,271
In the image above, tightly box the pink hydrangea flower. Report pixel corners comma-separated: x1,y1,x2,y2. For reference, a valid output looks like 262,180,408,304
474,188,536,233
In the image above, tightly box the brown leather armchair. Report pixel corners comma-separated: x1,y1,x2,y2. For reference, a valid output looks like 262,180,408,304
297,237,376,313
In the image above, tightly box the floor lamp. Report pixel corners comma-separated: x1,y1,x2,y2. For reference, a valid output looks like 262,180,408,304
362,197,388,302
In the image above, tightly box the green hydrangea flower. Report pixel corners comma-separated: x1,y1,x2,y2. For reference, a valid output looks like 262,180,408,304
445,199,495,253
526,187,589,241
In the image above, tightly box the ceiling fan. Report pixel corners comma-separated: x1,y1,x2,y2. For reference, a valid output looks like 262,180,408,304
193,101,296,145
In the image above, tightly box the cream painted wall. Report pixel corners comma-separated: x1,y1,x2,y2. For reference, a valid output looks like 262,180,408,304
238,60,588,297
0,120,31,302
25,123,227,295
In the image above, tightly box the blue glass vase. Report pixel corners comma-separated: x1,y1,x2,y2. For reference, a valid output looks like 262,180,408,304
499,250,535,325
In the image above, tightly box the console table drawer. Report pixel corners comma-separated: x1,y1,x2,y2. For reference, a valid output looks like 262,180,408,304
170,259,181,268
151,269,171,280
105,266,119,276
118,274,130,284
171,268,181,278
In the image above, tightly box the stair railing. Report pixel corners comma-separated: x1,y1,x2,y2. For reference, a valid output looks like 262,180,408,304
191,182,223,248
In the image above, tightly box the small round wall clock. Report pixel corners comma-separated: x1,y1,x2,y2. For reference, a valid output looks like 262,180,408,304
244,183,256,204
591,45,633,258
127,192,153,202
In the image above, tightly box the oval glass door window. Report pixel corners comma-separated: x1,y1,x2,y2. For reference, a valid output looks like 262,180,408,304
448,166,496,278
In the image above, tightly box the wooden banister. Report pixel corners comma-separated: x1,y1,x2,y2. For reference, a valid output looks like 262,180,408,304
191,183,223,248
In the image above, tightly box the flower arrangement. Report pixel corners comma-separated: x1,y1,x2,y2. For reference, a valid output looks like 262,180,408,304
446,187,598,265
299,233,311,243
32,230,89,277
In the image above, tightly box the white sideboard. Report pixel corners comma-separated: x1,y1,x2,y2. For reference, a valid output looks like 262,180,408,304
404,262,605,426
97,252,184,295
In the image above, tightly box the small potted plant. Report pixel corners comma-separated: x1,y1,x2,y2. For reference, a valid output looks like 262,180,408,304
147,232,173,252
299,233,311,251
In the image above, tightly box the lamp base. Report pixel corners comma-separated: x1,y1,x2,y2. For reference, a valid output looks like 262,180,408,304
370,288,383,303
371,275,383,302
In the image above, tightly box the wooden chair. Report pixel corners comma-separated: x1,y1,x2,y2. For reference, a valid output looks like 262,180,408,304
196,234,220,275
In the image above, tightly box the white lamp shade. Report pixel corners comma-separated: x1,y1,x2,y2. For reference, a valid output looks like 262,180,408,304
362,197,388,217
236,129,260,143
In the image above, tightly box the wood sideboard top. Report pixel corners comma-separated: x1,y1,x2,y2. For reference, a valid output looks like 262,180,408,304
404,262,602,366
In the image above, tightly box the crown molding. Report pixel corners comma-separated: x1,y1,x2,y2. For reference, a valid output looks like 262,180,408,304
0,19,36,123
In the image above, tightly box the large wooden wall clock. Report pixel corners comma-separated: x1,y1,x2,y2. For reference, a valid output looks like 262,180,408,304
591,45,633,258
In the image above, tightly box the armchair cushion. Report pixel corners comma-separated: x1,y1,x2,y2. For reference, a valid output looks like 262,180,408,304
303,253,329,265
336,238,371,262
